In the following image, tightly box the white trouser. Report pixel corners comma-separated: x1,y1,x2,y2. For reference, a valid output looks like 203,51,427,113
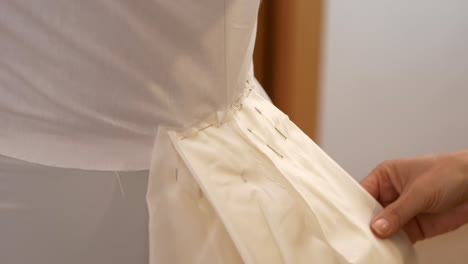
0,154,149,264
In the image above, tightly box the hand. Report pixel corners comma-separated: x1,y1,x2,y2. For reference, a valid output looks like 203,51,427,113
360,151,468,243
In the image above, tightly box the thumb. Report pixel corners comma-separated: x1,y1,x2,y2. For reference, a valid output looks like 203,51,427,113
371,190,425,238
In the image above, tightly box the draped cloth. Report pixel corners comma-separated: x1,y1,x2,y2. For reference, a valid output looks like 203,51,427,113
0,1,415,263
147,79,416,264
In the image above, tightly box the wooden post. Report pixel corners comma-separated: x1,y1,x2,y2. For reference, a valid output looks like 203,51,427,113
254,0,323,141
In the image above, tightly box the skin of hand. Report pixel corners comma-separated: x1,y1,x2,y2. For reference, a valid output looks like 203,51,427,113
360,151,468,243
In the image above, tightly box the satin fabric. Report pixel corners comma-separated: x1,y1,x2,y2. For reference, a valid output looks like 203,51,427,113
0,1,417,263
147,80,416,264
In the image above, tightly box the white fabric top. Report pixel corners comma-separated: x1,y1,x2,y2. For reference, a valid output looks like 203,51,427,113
0,0,260,170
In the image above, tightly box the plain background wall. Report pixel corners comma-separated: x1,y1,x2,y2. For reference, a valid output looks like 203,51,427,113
320,1,468,263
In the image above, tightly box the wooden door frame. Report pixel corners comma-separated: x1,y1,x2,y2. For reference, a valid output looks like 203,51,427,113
254,0,323,141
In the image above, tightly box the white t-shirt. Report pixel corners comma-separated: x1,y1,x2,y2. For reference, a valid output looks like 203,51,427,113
0,0,260,170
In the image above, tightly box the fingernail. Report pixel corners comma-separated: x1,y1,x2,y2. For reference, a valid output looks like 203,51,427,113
372,218,390,236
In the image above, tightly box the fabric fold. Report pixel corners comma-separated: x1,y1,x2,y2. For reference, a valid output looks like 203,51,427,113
147,80,417,264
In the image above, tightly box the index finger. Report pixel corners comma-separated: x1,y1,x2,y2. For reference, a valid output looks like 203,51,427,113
360,172,380,200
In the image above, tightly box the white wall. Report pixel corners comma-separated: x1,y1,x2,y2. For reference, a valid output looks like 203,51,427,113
320,1,468,263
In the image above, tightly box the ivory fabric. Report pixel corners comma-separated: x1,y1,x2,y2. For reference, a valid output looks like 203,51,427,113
147,80,416,264
0,1,417,263
0,0,260,170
